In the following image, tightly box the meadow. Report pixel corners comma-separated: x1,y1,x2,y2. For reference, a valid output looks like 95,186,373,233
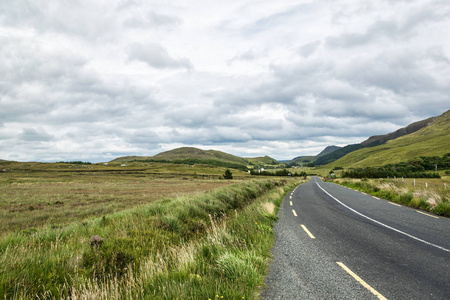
0,161,301,299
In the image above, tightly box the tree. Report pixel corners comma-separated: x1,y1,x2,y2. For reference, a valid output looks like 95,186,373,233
223,169,233,179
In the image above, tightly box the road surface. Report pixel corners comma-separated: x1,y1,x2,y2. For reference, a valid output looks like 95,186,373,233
262,177,450,299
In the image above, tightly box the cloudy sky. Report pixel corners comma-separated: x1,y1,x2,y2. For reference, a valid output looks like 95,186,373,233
1,0,449,162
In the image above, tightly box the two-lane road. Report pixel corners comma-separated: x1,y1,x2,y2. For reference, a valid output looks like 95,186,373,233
262,177,450,299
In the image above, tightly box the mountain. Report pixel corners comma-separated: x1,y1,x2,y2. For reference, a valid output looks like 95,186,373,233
315,112,442,166
316,145,342,157
290,146,341,164
111,147,279,169
314,144,364,166
360,116,436,147
246,156,279,165
327,109,450,168
152,147,248,165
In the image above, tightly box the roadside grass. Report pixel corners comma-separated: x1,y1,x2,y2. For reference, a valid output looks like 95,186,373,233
335,178,450,217
0,178,302,299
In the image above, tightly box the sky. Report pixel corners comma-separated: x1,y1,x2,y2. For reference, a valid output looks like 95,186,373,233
1,0,450,162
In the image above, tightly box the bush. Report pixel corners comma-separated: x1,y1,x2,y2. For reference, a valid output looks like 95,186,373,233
223,169,233,179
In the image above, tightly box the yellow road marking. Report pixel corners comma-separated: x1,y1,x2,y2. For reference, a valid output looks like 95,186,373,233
290,201,293,206
301,224,315,239
292,209,297,217
388,202,401,207
416,211,439,219
337,262,387,300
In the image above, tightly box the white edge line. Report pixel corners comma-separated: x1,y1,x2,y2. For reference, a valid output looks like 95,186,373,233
316,182,450,253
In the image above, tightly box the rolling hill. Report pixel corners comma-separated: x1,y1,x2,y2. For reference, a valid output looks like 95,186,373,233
111,147,279,169
326,109,450,168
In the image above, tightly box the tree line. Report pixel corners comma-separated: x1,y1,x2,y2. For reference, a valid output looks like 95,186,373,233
250,169,308,178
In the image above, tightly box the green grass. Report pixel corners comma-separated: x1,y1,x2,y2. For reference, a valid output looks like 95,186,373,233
334,178,450,217
0,175,303,299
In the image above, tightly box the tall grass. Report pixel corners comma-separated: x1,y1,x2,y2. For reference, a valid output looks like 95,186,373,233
0,179,301,299
336,178,450,216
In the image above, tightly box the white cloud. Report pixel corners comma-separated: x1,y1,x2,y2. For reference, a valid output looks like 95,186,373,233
1,0,449,162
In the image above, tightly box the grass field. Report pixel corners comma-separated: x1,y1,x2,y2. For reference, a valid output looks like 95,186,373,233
0,162,250,237
0,161,302,299
334,177,450,216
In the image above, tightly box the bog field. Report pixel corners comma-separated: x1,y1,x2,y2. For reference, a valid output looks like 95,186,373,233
0,161,301,299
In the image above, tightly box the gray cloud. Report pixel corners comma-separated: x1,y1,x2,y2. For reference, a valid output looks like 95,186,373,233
128,42,192,70
299,41,321,57
19,128,54,142
124,12,181,28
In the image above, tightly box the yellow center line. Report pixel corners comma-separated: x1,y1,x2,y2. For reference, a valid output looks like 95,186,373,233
301,224,316,239
336,262,388,300
388,202,401,207
416,211,439,219
292,209,297,217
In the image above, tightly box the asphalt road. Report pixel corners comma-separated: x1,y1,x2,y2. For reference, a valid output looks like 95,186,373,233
262,177,450,299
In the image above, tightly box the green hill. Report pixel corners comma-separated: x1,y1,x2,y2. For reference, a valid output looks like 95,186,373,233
152,147,249,165
327,109,450,168
246,156,279,166
110,156,153,163
110,147,281,170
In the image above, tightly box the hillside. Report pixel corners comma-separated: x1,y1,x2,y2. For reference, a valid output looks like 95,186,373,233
327,109,450,168
360,116,436,146
110,147,280,169
246,156,279,166
152,147,249,165
315,112,441,166
110,156,153,163
289,146,341,164
316,145,341,157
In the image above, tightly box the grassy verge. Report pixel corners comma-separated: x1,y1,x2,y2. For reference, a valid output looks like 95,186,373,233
335,178,450,217
0,178,302,299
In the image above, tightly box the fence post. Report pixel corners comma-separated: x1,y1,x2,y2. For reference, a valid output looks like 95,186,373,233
413,178,416,187
426,182,428,188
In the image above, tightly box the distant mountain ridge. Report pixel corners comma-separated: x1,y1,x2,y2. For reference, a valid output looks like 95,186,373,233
327,109,450,168
317,145,342,157
360,116,436,147
313,112,443,166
